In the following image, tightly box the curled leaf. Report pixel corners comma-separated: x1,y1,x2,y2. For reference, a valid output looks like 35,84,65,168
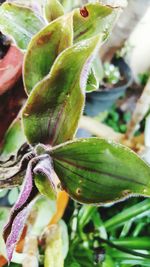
0,2,45,50
22,35,102,146
24,12,73,94
3,154,56,262
3,160,38,262
50,138,150,204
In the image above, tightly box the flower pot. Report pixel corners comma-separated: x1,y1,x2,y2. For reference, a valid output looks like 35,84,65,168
85,58,133,116
0,45,23,95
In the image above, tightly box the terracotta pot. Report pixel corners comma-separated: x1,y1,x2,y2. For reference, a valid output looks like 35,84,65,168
0,45,23,95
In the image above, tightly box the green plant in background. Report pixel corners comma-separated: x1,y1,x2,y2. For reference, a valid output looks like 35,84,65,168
65,198,150,267
104,106,131,133
103,62,121,86
138,72,150,86
0,0,150,266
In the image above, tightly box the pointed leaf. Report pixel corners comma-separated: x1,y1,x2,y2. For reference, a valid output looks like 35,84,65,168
22,35,102,146
0,2,45,50
73,3,117,42
44,0,64,23
86,68,99,92
50,138,150,204
24,13,73,94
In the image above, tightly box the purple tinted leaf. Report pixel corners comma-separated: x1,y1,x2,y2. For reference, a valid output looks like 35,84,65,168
34,155,57,192
15,160,34,210
3,154,57,262
3,159,38,262
5,208,29,261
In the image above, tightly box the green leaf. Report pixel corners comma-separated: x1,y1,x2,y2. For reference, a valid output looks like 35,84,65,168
24,13,73,94
86,68,99,92
104,199,150,231
34,174,56,200
50,138,150,204
22,35,102,145
44,0,64,22
78,205,97,229
65,245,94,267
73,3,117,42
0,118,26,158
0,2,45,50
113,237,150,250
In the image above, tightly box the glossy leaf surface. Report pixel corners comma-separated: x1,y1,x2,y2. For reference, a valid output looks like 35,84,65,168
73,3,117,42
0,2,45,50
44,0,64,22
22,35,101,145
24,13,73,94
50,138,150,204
